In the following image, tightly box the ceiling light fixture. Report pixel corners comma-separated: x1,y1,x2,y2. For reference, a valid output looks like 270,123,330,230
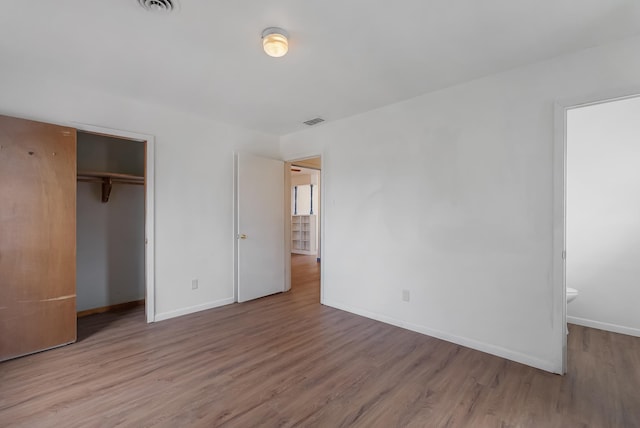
138,0,176,12
262,27,289,58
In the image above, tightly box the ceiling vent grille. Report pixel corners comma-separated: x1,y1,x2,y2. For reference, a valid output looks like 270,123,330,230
138,0,176,12
303,117,325,126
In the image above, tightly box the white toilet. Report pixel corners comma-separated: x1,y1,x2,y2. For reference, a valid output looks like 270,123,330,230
566,287,578,334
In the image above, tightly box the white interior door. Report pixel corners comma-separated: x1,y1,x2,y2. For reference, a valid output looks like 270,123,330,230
236,152,285,302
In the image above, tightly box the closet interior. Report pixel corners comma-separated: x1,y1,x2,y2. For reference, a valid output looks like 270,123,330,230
76,132,146,317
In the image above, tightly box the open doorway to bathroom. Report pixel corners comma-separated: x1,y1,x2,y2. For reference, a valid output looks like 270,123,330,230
558,93,640,383
565,95,640,338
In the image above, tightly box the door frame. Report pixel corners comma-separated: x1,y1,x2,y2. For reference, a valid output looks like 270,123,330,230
285,155,324,304
73,123,156,323
553,87,640,374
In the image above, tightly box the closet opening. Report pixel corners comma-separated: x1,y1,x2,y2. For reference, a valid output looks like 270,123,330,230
75,131,147,322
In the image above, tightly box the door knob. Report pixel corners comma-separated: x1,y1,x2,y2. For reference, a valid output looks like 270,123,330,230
239,234,247,239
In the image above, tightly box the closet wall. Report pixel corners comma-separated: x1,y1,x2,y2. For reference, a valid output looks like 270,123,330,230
76,132,145,312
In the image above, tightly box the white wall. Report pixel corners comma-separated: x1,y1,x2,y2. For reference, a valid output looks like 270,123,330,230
0,71,280,321
567,96,640,337
291,174,313,186
77,183,145,311
76,133,145,312
281,35,640,373
77,132,145,176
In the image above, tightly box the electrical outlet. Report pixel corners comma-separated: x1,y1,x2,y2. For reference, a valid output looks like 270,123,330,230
192,279,198,290
402,289,410,302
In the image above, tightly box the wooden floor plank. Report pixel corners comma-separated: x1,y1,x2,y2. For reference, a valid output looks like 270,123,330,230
1,254,639,427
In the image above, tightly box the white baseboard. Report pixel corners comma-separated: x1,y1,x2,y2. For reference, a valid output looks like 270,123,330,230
154,297,235,322
323,299,561,374
568,316,640,338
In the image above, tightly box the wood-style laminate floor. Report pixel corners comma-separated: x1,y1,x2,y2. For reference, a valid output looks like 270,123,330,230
1,255,639,427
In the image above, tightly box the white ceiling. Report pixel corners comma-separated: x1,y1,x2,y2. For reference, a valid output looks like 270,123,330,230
1,1,640,135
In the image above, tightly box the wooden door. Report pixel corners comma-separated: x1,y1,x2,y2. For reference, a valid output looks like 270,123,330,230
0,115,77,361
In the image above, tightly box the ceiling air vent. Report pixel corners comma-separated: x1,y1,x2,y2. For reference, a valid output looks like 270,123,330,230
138,0,176,12
303,117,325,126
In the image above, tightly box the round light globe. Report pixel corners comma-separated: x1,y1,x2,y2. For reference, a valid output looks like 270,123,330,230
262,28,289,58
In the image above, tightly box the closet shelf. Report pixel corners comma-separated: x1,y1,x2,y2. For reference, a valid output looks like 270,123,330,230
77,170,144,203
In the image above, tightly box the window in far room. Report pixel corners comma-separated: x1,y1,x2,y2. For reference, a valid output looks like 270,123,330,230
292,184,318,215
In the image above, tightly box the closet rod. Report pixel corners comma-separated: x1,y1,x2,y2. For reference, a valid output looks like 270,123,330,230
77,170,144,182
77,177,144,185
77,170,144,202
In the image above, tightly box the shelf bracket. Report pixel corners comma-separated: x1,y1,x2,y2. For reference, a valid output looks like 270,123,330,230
101,177,113,203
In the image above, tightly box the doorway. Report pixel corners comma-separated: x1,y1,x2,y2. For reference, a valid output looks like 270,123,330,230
566,96,640,336
234,153,322,304
76,131,146,322
286,156,322,300
557,93,640,372
74,124,156,322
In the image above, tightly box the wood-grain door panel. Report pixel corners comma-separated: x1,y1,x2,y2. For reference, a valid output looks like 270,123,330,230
0,115,77,361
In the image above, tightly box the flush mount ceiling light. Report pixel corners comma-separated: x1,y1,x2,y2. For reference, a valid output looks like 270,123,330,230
138,0,176,12
262,27,289,58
